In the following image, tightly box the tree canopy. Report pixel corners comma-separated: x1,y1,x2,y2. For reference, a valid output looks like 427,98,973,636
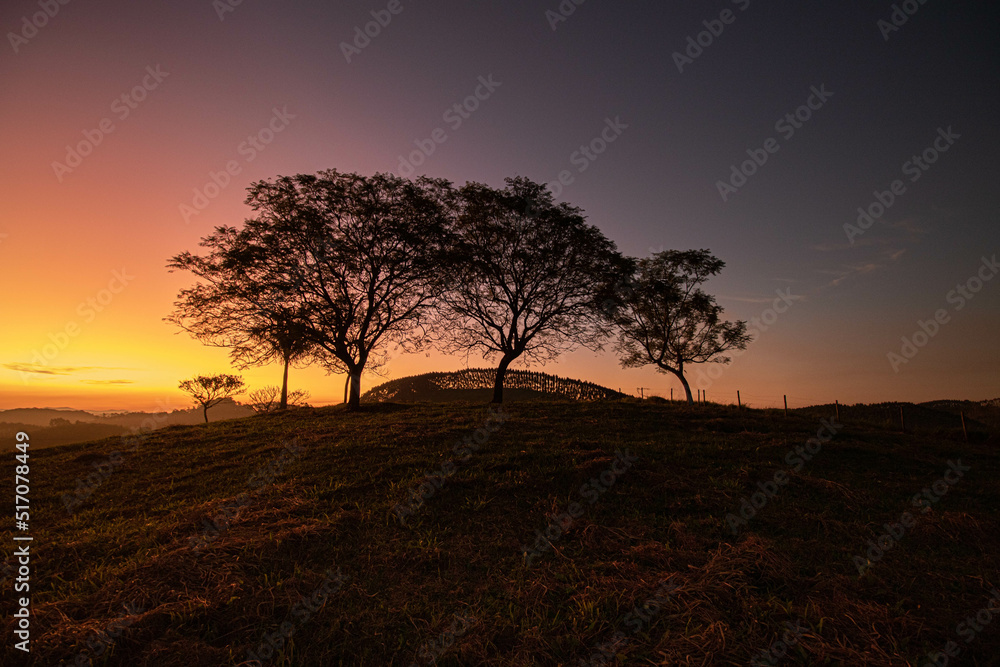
167,226,313,410
167,170,753,409
612,249,751,403
437,176,625,403
178,374,246,423
236,169,455,408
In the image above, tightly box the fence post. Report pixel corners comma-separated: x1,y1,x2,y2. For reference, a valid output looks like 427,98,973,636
899,405,905,432
960,411,968,442
737,390,741,410
783,395,788,417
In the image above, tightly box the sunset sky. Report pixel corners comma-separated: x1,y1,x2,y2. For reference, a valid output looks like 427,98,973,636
1,0,997,412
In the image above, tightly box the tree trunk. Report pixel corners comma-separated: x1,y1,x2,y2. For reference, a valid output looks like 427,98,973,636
492,355,514,404
279,357,290,410
676,371,694,405
203,404,209,423
347,370,362,410
344,375,350,404
661,363,694,404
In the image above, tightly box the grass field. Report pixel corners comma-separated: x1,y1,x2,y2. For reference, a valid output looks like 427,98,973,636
5,399,1000,665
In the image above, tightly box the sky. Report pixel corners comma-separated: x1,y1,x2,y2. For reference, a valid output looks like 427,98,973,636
1,0,997,412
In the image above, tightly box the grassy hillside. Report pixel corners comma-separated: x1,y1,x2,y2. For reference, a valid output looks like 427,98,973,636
362,369,626,403
6,400,1000,665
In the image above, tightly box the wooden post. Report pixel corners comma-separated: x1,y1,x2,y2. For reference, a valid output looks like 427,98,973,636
737,390,741,409
835,400,840,421
670,388,673,401
899,405,905,432
783,395,788,417
704,390,707,404
961,411,968,442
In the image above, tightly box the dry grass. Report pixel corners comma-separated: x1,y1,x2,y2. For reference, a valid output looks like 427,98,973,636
5,400,999,665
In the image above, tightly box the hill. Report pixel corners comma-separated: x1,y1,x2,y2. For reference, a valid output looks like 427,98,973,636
362,369,626,403
0,408,101,427
0,399,255,449
795,399,998,442
6,400,1000,665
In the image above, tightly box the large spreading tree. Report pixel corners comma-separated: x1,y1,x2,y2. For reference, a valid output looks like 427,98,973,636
438,176,625,403
167,226,314,410
236,169,455,409
612,249,751,403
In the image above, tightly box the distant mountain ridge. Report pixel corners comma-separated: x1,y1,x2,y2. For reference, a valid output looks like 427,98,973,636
0,399,254,448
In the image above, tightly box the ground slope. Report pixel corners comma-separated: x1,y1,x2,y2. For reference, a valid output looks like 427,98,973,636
361,369,626,403
5,401,1000,666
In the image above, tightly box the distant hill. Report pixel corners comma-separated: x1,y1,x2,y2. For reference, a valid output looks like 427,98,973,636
0,407,101,427
362,369,627,403
794,399,998,442
919,398,1000,432
0,398,255,449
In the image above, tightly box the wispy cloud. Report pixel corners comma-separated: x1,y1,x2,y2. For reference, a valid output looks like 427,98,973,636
719,295,776,304
719,293,805,304
4,363,131,376
816,216,928,253
818,247,908,288
81,379,135,385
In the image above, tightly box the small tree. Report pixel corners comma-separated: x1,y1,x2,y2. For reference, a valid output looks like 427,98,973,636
612,250,751,404
178,374,246,423
248,386,310,414
438,177,625,403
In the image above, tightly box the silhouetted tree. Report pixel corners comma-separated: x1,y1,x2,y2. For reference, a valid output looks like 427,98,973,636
247,386,310,413
240,170,454,409
438,177,625,403
612,250,751,404
178,374,246,422
167,228,313,410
